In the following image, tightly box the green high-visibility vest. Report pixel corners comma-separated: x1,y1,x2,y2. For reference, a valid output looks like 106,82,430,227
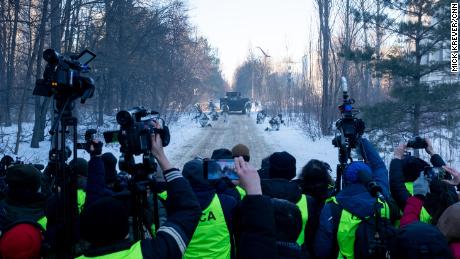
158,191,168,200
37,216,47,230
183,194,231,259
404,182,432,223
236,186,246,200
76,241,142,259
333,197,391,259
295,194,309,246
77,189,86,214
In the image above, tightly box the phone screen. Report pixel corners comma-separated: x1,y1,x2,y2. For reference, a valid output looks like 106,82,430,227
205,159,239,180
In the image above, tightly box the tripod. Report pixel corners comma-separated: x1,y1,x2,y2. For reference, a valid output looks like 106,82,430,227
48,96,79,258
119,154,160,241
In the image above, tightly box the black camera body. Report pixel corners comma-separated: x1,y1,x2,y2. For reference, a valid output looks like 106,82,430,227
33,49,96,104
407,136,427,149
104,107,170,156
76,129,98,150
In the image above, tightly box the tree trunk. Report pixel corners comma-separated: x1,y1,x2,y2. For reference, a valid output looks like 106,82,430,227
31,0,50,148
5,0,20,126
318,0,332,135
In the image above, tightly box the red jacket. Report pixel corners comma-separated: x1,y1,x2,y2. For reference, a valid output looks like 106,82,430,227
400,196,424,228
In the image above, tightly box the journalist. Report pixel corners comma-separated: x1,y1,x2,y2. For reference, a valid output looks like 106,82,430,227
77,126,201,258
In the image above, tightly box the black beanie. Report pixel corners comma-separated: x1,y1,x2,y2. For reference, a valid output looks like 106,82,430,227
268,151,296,180
70,158,88,177
402,156,429,182
81,197,129,245
6,164,41,192
211,148,232,159
271,198,302,242
101,153,117,185
183,159,208,186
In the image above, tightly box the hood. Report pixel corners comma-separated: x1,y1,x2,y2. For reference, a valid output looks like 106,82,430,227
335,184,376,218
261,179,302,203
191,184,215,210
0,196,45,230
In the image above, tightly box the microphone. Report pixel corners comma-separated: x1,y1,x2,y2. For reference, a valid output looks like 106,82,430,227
358,169,385,200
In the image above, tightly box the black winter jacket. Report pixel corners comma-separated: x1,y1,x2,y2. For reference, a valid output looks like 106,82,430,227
238,195,277,259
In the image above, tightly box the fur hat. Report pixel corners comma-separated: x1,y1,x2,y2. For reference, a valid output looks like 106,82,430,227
232,144,250,162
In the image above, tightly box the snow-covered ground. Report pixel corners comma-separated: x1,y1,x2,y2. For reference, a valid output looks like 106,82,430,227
254,116,338,178
0,114,202,167
1,112,459,177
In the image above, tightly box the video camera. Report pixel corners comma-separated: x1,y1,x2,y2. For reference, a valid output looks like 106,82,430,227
33,49,96,103
332,77,365,151
332,77,366,192
0,155,45,177
104,107,170,156
104,107,170,176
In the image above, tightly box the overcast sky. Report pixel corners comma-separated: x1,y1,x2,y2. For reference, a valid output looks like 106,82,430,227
188,0,316,84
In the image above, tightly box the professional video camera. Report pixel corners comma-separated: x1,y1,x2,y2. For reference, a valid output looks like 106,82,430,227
33,49,95,103
332,77,366,192
32,48,96,258
104,107,170,241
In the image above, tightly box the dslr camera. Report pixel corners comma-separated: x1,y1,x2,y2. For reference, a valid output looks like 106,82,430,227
104,107,170,156
33,49,96,103
407,136,427,149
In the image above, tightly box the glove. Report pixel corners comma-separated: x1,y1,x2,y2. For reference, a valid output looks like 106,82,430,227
413,172,430,197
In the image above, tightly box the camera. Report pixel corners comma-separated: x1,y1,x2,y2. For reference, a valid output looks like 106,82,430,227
33,49,96,103
407,136,427,149
104,107,170,156
424,166,446,181
332,77,365,150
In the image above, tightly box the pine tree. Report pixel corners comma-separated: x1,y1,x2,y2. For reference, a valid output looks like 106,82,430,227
363,0,460,145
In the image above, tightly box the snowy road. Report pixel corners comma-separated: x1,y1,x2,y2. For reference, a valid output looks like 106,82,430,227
169,113,275,169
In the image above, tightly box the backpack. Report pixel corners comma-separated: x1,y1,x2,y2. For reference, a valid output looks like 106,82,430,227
330,202,397,259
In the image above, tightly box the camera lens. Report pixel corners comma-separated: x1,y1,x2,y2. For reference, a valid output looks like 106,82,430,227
116,111,134,126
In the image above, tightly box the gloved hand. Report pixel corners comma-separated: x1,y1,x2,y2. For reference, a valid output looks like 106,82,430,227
86,141,103,157
413,172,430,197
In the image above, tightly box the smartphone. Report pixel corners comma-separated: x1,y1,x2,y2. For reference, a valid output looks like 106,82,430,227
204,159,239,180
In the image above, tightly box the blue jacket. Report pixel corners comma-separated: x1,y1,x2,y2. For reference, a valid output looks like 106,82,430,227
313,138,389,258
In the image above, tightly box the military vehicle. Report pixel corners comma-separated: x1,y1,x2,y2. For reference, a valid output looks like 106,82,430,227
220,92,250,114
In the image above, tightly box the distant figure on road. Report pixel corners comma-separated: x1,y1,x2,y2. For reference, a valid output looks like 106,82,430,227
244,101,252,117
265,114,284,131
221,103,229,123
256,110,267,124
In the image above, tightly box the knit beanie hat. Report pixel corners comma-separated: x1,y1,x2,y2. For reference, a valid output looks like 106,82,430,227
232,144,250,162
437,202,460,242
402,156,430,182
211,148,232,159
268,151,296,180
0,223,42,259
70,158,88,177
81,197,129,246
271,198,302,242
343,161,372,184
183,159,208,186
5,165,42,192
101,153,117,185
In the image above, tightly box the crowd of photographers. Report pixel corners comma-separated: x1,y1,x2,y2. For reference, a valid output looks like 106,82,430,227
1,133,460,258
